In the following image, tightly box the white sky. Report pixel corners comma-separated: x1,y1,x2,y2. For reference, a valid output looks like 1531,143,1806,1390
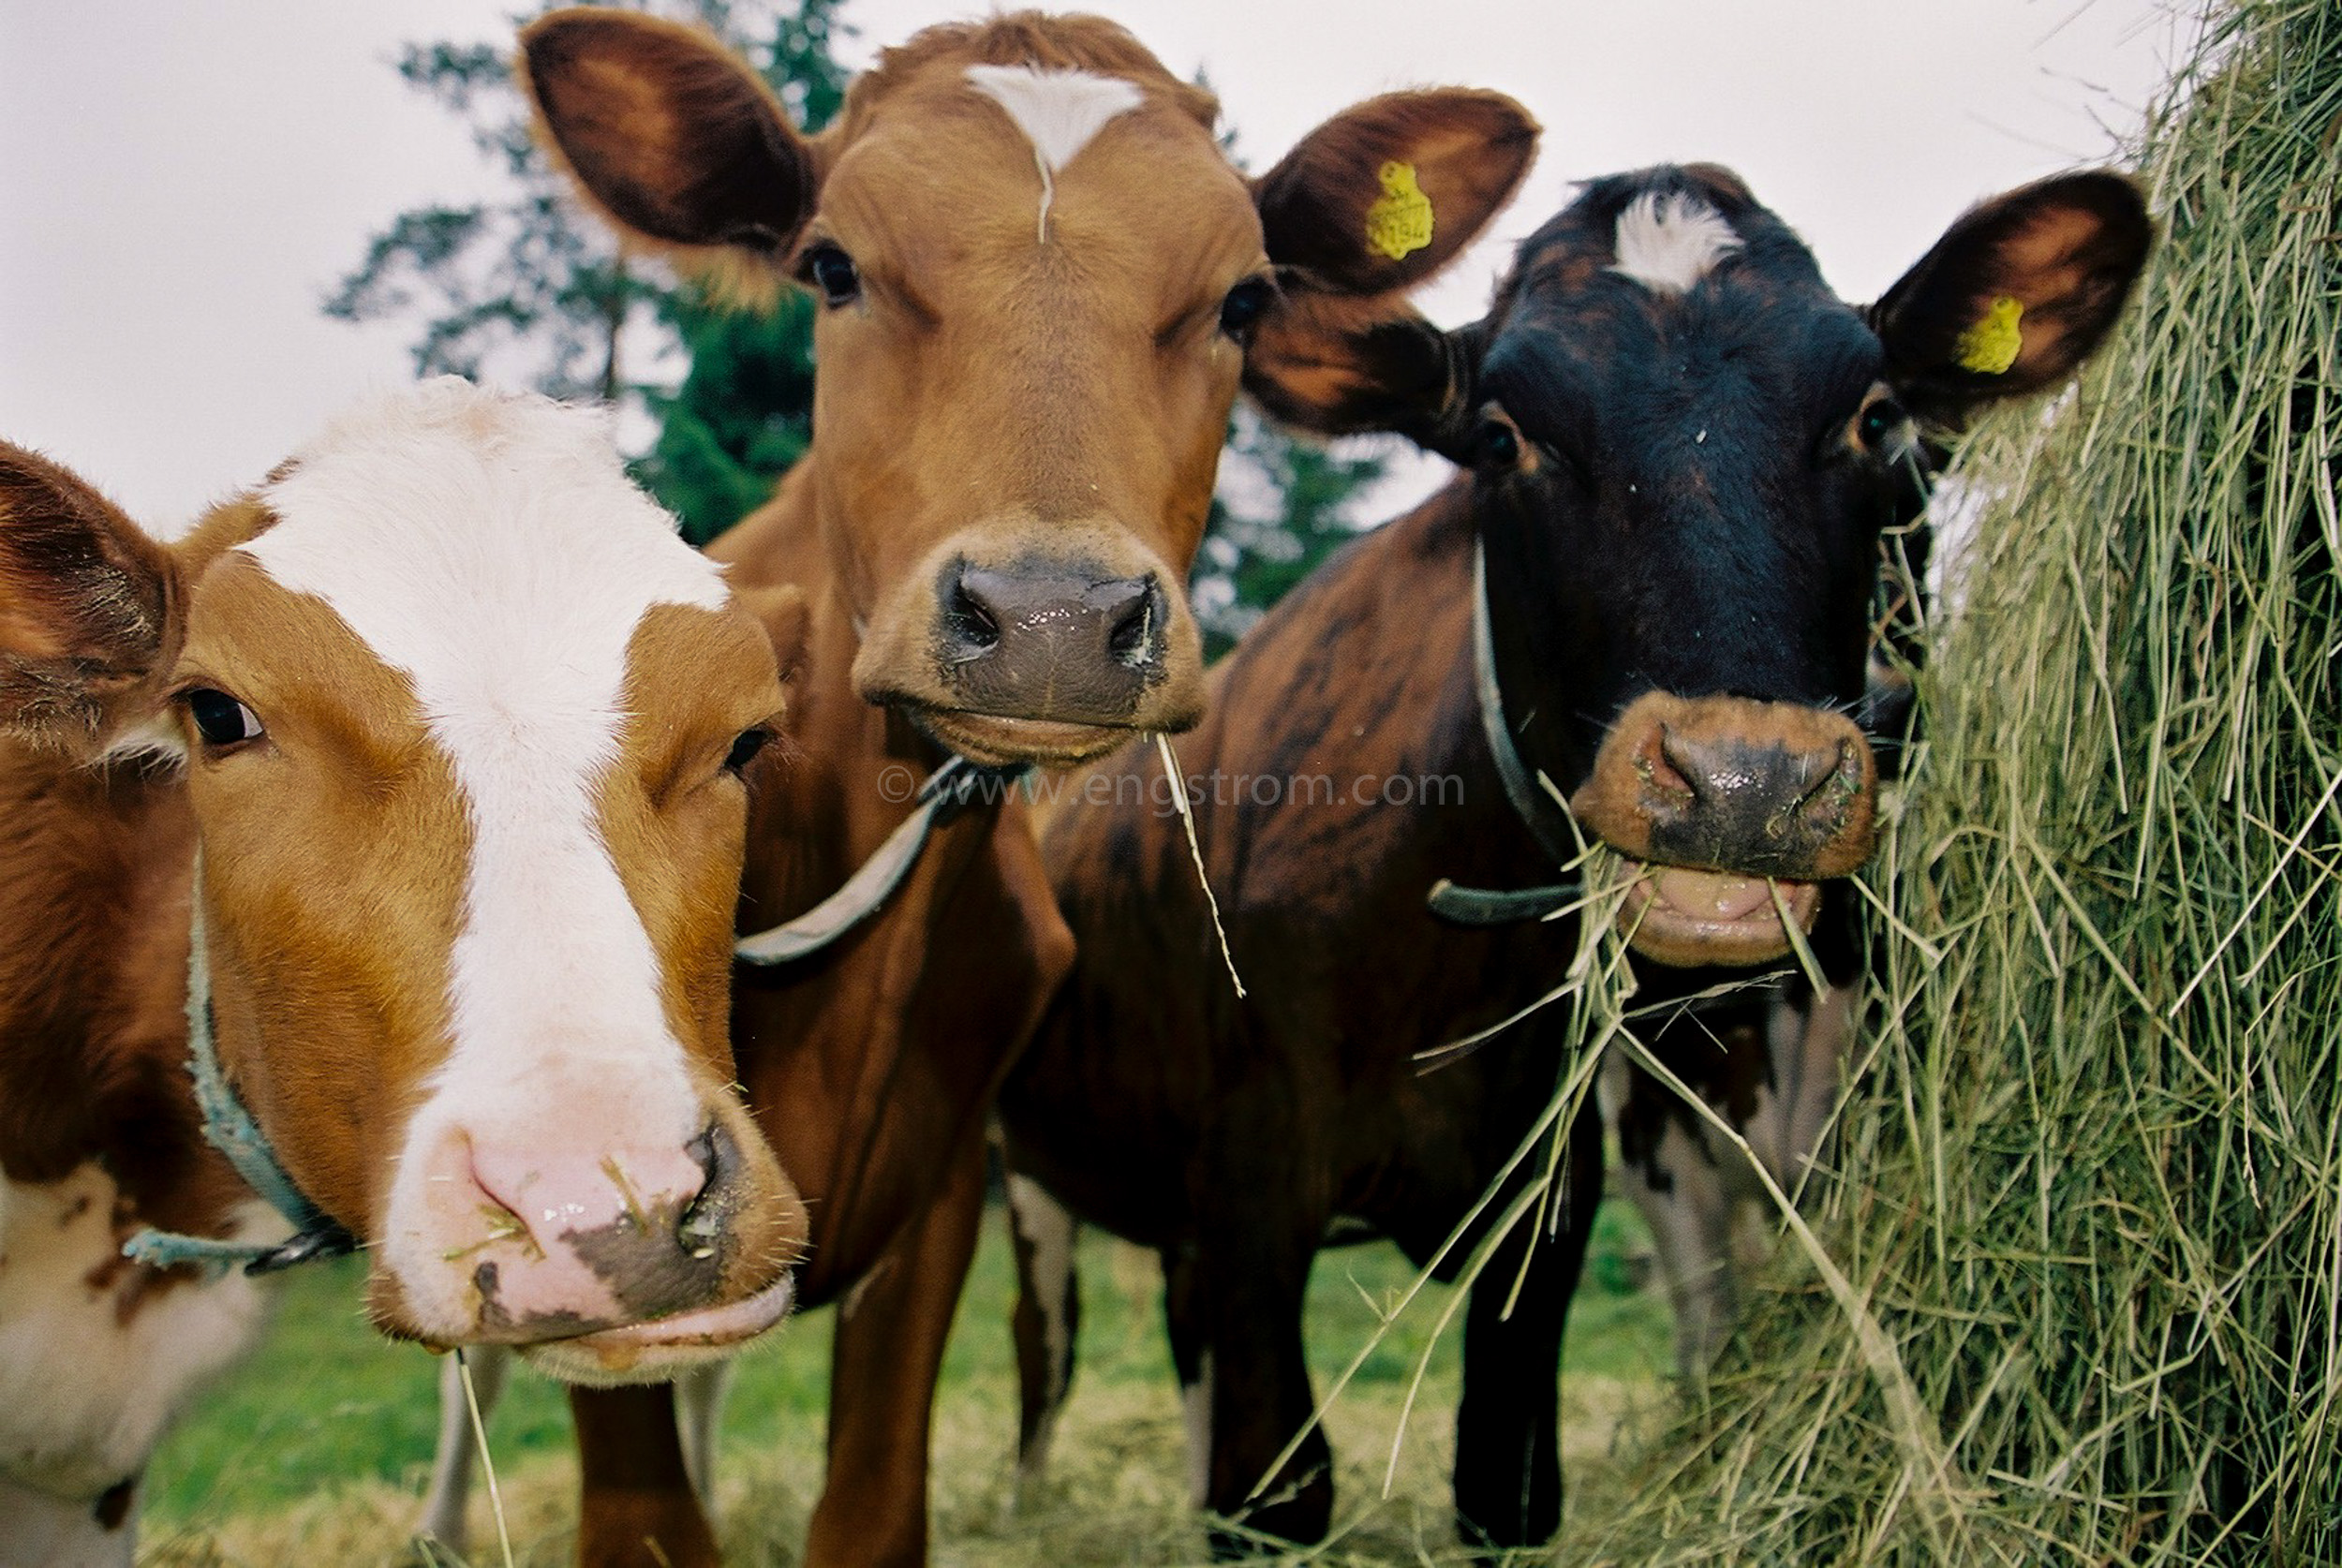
0,2,2188,532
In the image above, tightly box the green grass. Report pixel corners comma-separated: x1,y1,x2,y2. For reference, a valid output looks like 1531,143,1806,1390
140,1192,1669,1562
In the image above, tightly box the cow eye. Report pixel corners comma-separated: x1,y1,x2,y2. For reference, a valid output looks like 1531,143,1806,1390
1218,277,1276,340
1857,396,1910,451
722,727,772,776
1472,412,1522,471
801,244,861,308
183,688,264,747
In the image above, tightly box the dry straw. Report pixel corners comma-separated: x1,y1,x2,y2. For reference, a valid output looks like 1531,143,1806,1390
1572,0,2342,1561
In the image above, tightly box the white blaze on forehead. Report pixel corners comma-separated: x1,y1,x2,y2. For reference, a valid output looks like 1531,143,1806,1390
1610,191,1742,295
965,64,1144,242
238,377,728,1154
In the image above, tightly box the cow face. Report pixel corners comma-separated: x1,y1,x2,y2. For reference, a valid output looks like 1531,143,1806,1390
1250,165,2149,966
521,8,1535,765
0,382,809,1383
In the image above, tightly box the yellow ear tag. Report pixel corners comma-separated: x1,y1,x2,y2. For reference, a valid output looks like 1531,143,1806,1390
1364,161,1434,262
1954,294,2024,375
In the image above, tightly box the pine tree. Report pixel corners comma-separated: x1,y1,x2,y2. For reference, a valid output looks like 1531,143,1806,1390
325,0,848,544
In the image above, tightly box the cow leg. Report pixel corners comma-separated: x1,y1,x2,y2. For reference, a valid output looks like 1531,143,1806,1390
1195,1233,1329,1555
1005,1171,1080,1508
675,1358,734,1509
805,1131,987,1568
1163,1242,1211,1509
415,1344,512,1557
1452,1110,1603,1551
570,1383,718,1568
1623,1091,1739,1377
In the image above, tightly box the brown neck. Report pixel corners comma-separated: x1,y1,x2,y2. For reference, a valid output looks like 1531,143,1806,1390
0,743,241,1236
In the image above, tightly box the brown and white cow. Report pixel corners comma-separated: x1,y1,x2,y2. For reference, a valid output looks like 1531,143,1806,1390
411,12,1539,1568
1001,164,2149,1552
0,378,805,1564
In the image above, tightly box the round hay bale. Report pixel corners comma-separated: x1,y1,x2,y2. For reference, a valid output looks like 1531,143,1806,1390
1575,1,2342,1561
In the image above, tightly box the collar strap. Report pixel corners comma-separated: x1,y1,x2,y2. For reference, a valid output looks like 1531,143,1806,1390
735,755,1030,967
124,864,360,1277
1426,536,1581,927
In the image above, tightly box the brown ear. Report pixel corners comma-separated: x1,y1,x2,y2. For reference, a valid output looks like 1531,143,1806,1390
1241,292,1475,454
0,442,178,748
1255,90,1538,296
734,583,810,688
521,8,817,264
1873,170,2152,427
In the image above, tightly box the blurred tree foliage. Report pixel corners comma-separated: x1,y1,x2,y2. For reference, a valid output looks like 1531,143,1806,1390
1193,409,1393,658
326,0,846,545
329,0,1390,634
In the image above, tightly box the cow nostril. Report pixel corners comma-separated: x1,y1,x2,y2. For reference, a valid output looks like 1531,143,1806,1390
1105,578,1163,670
1643,725,1700,806
943,569,1002,661
675,1124,734,1261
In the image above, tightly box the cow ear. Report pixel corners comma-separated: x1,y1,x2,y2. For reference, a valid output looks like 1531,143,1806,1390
0,443,179,750
1241,293,1478,457
1254,90,1537,297
521,9,819,277
1239,90,1528,453
1872,170,2152,428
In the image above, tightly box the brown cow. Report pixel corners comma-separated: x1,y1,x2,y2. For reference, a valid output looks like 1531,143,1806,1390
1001,164,2149,1553
0,378,803,1565
416,12,1541,1568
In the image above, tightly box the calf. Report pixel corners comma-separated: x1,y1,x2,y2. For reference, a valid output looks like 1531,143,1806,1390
0,378,803,1565
1001,164,2148,1551
418,12,1541,1567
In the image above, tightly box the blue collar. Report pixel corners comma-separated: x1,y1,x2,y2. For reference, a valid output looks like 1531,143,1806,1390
123,864,358,1277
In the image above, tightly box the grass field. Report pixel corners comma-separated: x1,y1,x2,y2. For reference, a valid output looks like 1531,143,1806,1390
136,1191,1671,1565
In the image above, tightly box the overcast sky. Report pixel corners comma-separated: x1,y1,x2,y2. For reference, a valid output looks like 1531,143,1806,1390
0,2,2187,532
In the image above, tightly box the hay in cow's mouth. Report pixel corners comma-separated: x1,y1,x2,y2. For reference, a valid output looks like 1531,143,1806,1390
1616,860,1823,969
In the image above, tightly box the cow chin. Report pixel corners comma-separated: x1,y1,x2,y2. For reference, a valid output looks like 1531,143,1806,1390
513,1267,799,1386
1617,861,1824,969
908,705,1192,769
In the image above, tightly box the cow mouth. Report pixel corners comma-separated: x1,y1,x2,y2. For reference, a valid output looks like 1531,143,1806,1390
1617,861,1822,969
912,707,1143,768
516,1269,796,1385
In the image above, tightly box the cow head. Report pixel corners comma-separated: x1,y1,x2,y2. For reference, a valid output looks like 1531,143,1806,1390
1249,164,2150,966
0,381,809,1383
520,8,1535,765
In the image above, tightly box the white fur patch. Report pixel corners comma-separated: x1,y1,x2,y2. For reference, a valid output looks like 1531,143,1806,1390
965,65,1144,241
0,1168,278,1523
238,378,731,1317
1610,191,1742,295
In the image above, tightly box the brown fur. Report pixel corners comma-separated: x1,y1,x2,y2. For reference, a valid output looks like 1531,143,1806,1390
515,11,1541,1564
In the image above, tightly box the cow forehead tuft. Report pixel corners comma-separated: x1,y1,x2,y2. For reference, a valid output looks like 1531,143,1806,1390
963,64,1144,175
1609,191,1742,296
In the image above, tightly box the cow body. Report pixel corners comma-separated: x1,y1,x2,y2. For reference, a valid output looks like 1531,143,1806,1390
1006,497,1605,1548
433,11,1541,1568
1003,163,2150,1551
0,757,266,1567
0,380,803,1565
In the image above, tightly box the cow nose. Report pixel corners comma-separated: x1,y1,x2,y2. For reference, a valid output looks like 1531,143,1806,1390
1573,691,1879,880
937,561,1165,722
463,1127,737,1337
